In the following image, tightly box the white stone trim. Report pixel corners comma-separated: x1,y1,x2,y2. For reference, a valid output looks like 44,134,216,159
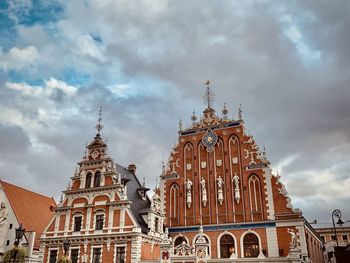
216,231,238,258
240,230,265,258
296,225,308,256
192,233,211,256
263,168,275,220
266,227,279,257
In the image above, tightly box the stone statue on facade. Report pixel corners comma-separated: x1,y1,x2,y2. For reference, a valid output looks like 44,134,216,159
287,228,299,249
216,176,224,205
0,202,9,253
200,177,207,207
186,179,192,208
232,173,241,204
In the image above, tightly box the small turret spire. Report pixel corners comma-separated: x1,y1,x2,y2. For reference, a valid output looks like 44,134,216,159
179,117,183,131
95,106,104,135
191,109,197,124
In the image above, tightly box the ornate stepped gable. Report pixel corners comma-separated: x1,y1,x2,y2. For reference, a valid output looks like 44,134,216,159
41,109,163,263
160,82,323,262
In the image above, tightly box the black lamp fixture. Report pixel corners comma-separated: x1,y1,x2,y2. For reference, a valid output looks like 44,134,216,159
15,223,25,244
331,209,344,247
63,239,71,256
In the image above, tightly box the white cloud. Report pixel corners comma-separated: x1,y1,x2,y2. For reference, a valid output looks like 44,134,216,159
0,46,39,70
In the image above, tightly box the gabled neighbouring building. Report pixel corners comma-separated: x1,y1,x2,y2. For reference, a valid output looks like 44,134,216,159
0,180,56,262
40,113,163,263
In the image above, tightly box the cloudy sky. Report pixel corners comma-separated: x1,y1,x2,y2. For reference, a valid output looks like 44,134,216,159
0,0,349,223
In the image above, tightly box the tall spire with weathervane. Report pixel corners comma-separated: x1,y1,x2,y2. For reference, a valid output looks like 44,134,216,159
95,106,104,136
204,80,214,110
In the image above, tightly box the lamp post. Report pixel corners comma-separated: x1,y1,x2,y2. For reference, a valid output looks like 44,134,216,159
63,239,71,257
12,223,25,262
331,209,344,248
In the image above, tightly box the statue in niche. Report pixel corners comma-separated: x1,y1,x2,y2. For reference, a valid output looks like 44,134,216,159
186,179,192,208
217,176,224,205
0,202,9,253
233,173,241,204
287,228,299,249
200,177,207,207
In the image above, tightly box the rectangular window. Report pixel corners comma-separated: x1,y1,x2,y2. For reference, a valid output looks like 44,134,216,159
92,248,101,263
74,216,82,231
49,250,58,263
9,224,13,229
6,240,10,246
320,236,325,242
116,246,125,263
71,248,79,263
331,235,336,241
343,235,348,241
95,214,104,230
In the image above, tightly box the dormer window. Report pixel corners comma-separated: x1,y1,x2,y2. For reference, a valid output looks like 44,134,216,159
94,172,101,187
85,173,92,188
137,183,150,200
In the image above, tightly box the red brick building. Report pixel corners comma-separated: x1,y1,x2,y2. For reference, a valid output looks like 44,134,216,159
40,111,163,263
160,83,324,262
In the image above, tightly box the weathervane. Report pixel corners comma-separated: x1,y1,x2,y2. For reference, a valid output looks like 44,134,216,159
95,106,104,135
203,80,214,109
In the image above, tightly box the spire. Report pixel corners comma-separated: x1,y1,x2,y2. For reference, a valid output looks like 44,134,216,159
238,103,242,120
95,106,104,136
179,117,183,131
222,103,228,119
191,109,197,124
203,80,214,110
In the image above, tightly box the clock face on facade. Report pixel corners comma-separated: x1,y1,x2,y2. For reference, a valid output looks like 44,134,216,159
202,130,218,152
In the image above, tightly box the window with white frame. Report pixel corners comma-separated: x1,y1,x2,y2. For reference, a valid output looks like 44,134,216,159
70,248,79,263
115,246,126,263
95,212,104,230
92,247,101,263
73,214,82,232
243,233,259,258
49,249,58,263
94,171,101,187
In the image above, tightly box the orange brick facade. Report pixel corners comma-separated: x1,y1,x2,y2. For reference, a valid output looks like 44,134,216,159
160,85,325,262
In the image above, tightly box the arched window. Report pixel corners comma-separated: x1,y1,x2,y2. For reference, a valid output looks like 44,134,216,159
174,236,187,247
85,173,92,188
170,183,179,226
220,234,235,258
243,233,259,257
94,171,101,187
248,174,263,219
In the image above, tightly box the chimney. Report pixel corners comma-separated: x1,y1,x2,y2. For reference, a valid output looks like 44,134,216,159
127,164,137,174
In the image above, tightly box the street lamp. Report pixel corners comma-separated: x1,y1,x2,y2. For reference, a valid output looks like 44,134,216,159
15,223,25,245
12,223,25,262
63,239,71,256
331,209,344,247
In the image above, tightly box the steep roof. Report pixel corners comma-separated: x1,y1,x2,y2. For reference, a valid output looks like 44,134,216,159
115,164,151,234
1,180,56,249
